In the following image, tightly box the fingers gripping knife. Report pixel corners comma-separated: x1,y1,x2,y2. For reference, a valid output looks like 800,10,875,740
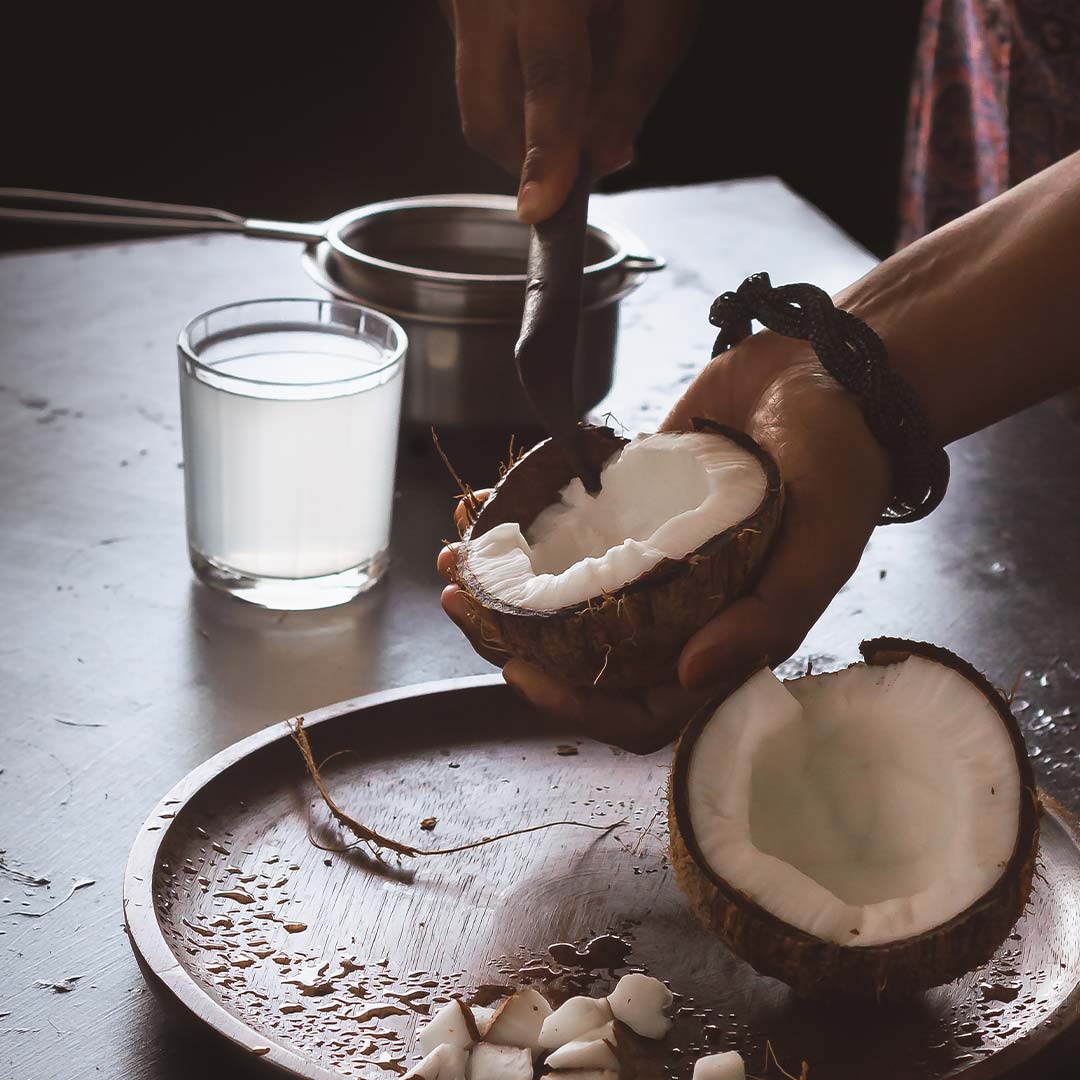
514,163,602,494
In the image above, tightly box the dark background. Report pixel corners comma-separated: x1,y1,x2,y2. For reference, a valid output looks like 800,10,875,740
2,3,921,257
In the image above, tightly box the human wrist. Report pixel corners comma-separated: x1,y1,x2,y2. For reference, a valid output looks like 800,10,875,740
767,346,894,519
835,269,955,448
709,274,947,522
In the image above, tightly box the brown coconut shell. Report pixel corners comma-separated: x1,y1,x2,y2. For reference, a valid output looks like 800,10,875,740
668,638,1041,997
453,420,782,689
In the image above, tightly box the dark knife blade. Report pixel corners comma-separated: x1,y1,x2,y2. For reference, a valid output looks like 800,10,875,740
514,162,601,493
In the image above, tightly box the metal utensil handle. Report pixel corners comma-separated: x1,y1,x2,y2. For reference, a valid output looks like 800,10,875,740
0,188,325,243
515,160,601,493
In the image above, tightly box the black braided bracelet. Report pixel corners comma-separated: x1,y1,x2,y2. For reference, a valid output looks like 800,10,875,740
709,272,950,525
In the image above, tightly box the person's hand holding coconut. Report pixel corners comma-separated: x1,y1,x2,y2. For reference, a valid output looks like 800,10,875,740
438,331,891,753
442,150,1080,751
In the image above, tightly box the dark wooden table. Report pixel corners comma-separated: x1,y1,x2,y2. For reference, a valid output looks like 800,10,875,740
1,180,1077,1080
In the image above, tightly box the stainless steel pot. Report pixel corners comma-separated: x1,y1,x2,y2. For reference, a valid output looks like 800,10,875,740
302,194,662,427
0,188,664,427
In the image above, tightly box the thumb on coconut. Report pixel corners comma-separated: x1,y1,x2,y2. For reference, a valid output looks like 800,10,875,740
453,487,491,537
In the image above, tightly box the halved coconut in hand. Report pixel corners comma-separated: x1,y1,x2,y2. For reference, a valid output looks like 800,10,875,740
668,639,1040,996
453,421,781,688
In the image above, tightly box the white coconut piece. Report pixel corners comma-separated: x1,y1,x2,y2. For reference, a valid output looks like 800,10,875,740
546,1035,619,1070
545,1072,618,1080
417,1000,480,1057
471,1005,496,1039
538,996,615,1049
465,1043,532,1080
692,1050,745,1080
483,987,551,1053
607,973,673,1039
403,1043,469,1080
684,660,1024,945
466,431,767,610
578,1020,616,1045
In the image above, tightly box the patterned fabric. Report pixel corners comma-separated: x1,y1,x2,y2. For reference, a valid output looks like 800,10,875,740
899,0,1080,247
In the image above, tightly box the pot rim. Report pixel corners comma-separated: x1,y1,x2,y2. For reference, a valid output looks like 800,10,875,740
302,242,652,325
319,193,662,287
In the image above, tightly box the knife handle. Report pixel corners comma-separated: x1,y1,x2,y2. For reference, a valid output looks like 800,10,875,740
515,161,602,493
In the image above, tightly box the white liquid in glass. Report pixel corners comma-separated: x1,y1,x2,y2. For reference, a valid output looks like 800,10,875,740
181,329,403,580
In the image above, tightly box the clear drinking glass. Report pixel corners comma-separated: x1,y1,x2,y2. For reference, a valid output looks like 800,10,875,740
178,298,406,610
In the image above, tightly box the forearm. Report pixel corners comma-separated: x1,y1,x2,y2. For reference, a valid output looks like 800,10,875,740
838,150,1080,445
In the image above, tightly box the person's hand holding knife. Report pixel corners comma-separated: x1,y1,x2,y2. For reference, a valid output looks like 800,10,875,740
442,0,698,222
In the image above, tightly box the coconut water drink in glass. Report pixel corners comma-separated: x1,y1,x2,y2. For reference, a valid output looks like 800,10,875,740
178,299,406,609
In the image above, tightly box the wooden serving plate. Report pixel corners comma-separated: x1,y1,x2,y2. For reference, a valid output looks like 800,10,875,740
124,676,1080,1079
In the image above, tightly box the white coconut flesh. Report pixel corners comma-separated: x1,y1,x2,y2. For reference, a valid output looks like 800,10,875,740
467,432,767,610
685,659,1023,946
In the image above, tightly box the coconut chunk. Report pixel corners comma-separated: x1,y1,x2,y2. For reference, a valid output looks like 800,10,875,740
466,431,768,611
545,1072,618,1080
403,1043,469,1080
465,1044,531,1080
546,1034,619,1070
538,996,614,1049
483,987,551,1053
578,1020,616,1045
470,1005,496,1039
417,1000,481,1056
607,973,673,1039
692,1050,745,1080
